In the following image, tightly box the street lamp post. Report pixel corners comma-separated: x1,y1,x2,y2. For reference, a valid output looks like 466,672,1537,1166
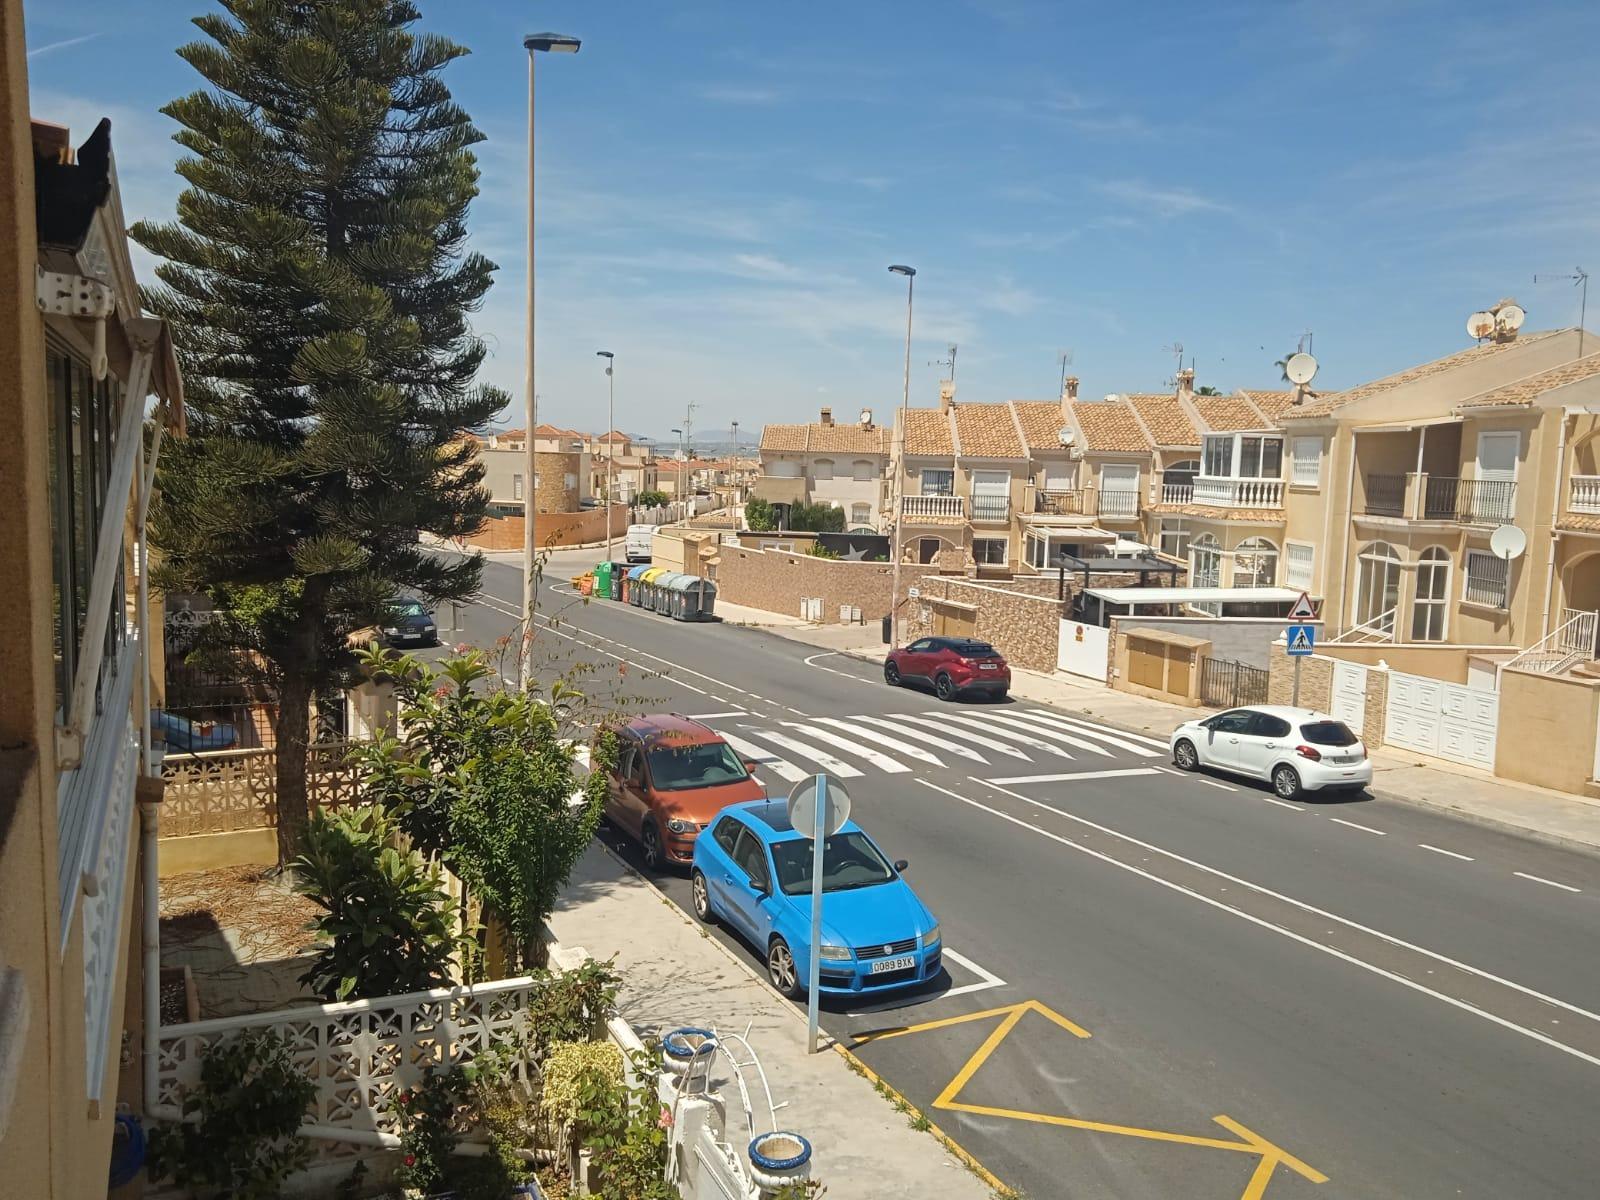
519,31,581,692
887,264,916,649
730,420,740,513
672,427,685,518
597,350,615,559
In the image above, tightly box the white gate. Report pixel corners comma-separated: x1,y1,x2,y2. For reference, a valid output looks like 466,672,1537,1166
1329,660,1368,730
1383,671,1498,769
1058,620,1111,680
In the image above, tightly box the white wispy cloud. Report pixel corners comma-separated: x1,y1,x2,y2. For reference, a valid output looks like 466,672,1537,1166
1097,180,1231,219
28,32,104,59
977,277,1043,317
695,84,781,105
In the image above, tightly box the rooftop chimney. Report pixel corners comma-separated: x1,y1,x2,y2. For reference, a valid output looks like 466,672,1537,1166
1176,367,1196,402
1063,375,1079,402
938,380,956,412
819,406,833,426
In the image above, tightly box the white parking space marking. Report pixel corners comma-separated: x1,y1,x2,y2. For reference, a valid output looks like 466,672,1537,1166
889,714,1032,761
1419,844,1475,862
1199,779,1237,792
1514,871,1582,894
1330,817,1387,836
988,768,1163,786
781,722,912,774
716,731,809,783
1260,796,1305,812
844,947,1007,1015
940,714,1073,758
940,948,1008,997
980,712,1116,758
853,715,988,764
1005,709,1168,755
809,717,945,767
688,710,749,719
740,727,865,778
803,651,880,687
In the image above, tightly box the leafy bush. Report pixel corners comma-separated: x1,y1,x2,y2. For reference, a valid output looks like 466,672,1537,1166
528,958,622,1057
637,489,668,508
392,1054,532,1198
806,542,840,559
744,497,777,531
789,501,846,532
293,805,464,1001
148,1030,315,1200
577,1048,681,1200
541,1041,625,1129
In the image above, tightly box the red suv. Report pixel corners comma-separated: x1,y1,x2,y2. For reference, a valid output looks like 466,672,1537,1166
884,637,1010,701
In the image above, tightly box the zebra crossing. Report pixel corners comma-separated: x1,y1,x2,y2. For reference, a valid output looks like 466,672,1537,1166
696,707,1169,782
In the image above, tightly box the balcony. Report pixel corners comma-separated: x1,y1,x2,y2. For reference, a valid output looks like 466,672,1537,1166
1159,482,1194,505
1192,478,1284,509
1098,489,1139,519
1363,473,1408,517
1570,475,1600,515
901,493,965,520
971,494,1011,524
1423,477,1517,524
1035,489,1093,516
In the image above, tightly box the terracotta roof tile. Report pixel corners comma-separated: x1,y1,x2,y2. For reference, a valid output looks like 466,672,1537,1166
1193,396,1273,432
1238,390,1298,419
903,408,955,456
758,423,810,452
806,422,893,454
1283,330,1565,420
1010,401,1069,450
1177,504,1287,523
1066,399,1151,452
1127,394,1200,447
953,403,1026,457
1457,352,1600,408
1559,513,1600,533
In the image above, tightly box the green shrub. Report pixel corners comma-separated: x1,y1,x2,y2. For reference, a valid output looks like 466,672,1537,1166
637,489,668,508
528,958,621,1056
540,1040,624,1130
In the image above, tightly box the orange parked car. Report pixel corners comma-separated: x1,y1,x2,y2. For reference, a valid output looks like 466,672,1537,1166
601,714,766,870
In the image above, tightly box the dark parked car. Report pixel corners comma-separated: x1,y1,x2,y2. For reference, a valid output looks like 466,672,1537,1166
381,597,438,647
884,636,1010,701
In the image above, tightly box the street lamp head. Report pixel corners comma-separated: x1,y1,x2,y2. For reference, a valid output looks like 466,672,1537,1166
524,32,582,53
888,264,916,277
596,350,614,358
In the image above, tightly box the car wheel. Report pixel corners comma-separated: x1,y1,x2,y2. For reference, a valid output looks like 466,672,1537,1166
991,689,1009,702
934,673,957,702
640,821,664,871
884,660,902,686
1272,764,1302,800
1173,738,1200,771
691,870,716,925
767,937,803,999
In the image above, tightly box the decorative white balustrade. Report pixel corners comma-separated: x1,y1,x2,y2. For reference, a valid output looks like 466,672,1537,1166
1570,475,1600,515
160,743,362,837
1504,608,1599,675
900,493,964,519
1192,477,1284,509
1098,489,1139,518
1160,482,1194,505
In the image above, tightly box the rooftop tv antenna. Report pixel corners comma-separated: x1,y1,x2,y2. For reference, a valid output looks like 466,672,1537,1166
1058,348,1074,395
1162,342,1184,386
928,344,957,381
1534,268,1589,359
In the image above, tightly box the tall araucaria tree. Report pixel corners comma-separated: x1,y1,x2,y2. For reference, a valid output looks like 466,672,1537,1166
134,0,505,866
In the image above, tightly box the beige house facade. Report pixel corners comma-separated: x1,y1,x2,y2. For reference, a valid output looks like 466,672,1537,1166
755,407,893,531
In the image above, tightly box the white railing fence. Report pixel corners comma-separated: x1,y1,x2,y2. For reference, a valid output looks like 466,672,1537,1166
1570,475,1600,516
1160,482,1194,505
1331,607,1397,644
1503,608,1599,675
1192,478,1284,509
900,493,965,519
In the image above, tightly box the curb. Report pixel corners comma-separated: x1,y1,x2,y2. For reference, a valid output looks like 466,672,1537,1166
588,840,1012,1196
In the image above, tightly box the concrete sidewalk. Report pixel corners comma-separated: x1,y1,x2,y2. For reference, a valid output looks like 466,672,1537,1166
762,621,1600,858
549,845,997,1200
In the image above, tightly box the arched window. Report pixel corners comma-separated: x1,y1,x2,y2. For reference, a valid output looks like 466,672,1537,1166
1190,534,1221,590
812,458,835,480
1356,541,1402,634
850,502,872,527
1234,537,1279,588
852,459,876,482
1411,546,1450,641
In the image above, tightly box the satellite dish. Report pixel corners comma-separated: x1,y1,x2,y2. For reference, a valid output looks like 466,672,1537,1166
1284,352,1318,385
1496,303,1526,332
1489,525,1527,561
1467,311,1496,340
859,407,873,425
1057,427,1076,447
787,775,852,839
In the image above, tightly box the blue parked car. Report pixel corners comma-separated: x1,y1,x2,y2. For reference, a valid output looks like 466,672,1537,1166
691,799,941,999
155,710,238,753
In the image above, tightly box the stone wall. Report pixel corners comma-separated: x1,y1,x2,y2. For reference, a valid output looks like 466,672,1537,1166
1265,643,1389,748
904,576,1064,672
715,545,894,624
466,504,628,551
1121,617,1321,670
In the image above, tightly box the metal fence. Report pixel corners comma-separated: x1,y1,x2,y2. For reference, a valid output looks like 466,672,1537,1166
1198,655,1271,708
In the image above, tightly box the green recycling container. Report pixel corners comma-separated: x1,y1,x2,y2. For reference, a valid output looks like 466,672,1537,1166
594,561,613,600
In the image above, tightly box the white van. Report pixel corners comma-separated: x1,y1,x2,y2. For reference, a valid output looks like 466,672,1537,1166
624,524,654,564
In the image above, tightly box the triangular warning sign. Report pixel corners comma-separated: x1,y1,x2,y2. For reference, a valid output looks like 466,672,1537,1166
1288,591,1317,620
1289,627,1313,652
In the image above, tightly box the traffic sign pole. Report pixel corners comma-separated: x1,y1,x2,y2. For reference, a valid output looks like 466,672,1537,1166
1293,657,1301,707
807,773,826,1053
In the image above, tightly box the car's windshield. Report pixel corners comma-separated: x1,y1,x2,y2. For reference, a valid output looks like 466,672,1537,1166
1300,720,1359,747
770,832,896,895
646,741,749,791
389,599,427,619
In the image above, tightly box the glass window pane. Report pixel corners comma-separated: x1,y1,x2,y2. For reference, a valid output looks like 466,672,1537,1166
1240,437,1261,478
1261,439,1283,478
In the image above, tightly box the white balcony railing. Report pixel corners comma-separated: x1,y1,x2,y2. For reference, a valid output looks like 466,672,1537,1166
971,495,1010,523
901,493,964,519
1160,482,1194,505
1571,475,1600,515
1099,489,1139,519
1192,477,1284,509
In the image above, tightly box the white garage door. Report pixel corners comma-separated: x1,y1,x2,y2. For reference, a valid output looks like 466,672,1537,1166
1383,670,1498,770
1329,660,1367,731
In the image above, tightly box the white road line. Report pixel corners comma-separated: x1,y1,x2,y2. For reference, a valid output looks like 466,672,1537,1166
1005,709,1168,754
979,712,1116,759
739,727,864,778
965,777,1600,1028
1199,779,1237,792
716,731,809,783
1514,871,1582,894
1419,843,1475,862
687,711,749,720
810,717,945,768
803,651,880,687
528,619,712,696
1330,817,1387,836
1015,709,1172,750
926,779,1600,1071
1260,796,1305,811
940,948,1008,998
940,713,1072,758
988,768,1163,786
889,714,1031,761
852,714,987,764
781,722,911,774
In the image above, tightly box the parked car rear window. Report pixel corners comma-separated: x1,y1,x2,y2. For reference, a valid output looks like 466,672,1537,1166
947,640,997,656
646,741,749,790
771,832,895,895
1300,721,1359,747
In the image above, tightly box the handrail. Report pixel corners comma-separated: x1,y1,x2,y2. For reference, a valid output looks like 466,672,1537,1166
1503,608,1598,675
1330,607,1396,644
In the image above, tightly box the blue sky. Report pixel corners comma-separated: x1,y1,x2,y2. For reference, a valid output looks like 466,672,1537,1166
25,0,1600,440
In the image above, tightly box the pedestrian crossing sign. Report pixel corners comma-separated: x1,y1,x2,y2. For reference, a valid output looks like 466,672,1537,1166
1287,624,1315,655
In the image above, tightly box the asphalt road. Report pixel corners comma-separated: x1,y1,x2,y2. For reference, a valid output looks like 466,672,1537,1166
425,548,1600,1200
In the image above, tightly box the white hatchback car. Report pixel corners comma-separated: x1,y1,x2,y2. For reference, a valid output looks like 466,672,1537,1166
1169,706,1372,799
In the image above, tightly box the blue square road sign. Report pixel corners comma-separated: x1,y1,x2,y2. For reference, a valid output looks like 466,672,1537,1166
1286,624,1316,656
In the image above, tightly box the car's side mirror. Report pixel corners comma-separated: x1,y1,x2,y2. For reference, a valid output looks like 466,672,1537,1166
741,758,761,774
893,859,909,873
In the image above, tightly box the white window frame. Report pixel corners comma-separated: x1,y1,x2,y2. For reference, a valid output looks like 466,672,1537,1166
1412,546,1451,640
1291,437,1322,487
1234,536,1279,589
1158,519,1190,560
921,468,955,495
850,502,872,526
972,537,1008,566
1284,541,1315,590
1464,549,1510,609
513,473,523,500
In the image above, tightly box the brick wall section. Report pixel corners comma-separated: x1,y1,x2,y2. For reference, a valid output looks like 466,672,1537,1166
904,576,1064,672
715,545,894,623
466,504,628,551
